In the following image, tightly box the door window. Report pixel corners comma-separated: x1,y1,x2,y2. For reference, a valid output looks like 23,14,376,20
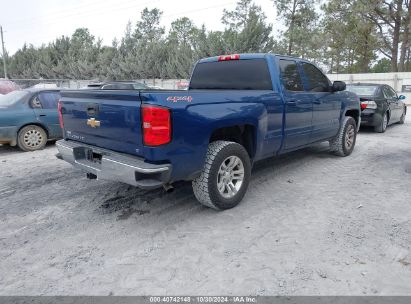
37,92,61,109
383,86,396,99
279,60,304,92
301,62,330,92
387,86,398,99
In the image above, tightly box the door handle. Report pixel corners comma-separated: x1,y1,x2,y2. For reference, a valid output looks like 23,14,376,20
39,114,46,117
313,100,321,104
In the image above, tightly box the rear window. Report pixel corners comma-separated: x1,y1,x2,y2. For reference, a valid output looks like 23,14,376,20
102,83,133,90
0,90,29,107
190,59,273,90
132,83,149,89
346,85,378,96
101,83,149,90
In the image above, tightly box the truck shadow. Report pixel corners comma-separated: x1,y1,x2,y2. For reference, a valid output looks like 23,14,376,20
358,126,379,133
359,123,404,133
96,143,334,221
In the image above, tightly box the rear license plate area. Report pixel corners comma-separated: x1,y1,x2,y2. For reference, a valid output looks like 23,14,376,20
86,149,102,164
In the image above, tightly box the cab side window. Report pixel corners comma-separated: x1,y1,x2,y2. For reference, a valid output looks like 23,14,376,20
301,62,330,92
279,59,304,92
38,92,61,109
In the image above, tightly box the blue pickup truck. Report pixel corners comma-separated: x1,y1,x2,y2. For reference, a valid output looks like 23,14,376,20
56,53,360,210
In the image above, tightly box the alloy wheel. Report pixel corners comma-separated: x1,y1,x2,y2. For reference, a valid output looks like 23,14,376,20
216,155,245,199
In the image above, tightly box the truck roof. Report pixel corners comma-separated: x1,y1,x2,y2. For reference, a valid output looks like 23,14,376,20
197,53,303,63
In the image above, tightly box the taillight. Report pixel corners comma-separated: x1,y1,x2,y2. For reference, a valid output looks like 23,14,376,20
58,101,64,129
360,100,377,110
142,105,171,146
218,54,240,61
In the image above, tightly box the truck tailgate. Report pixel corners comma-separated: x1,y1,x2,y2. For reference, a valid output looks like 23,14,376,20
60,90,144,156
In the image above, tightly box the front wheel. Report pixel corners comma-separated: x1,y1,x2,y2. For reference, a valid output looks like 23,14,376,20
398,106,406,124
192,141,251,210
329,116,357,157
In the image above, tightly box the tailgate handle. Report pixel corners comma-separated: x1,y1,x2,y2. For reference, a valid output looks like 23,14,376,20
86,103,99,116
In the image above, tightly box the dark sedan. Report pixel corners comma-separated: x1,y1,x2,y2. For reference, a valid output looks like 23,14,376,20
0,89,61,151
346,83,407,132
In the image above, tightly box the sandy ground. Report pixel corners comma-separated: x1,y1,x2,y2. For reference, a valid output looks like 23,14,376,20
0,116,411,296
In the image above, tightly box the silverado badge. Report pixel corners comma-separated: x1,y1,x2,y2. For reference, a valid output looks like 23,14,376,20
87,118,101,128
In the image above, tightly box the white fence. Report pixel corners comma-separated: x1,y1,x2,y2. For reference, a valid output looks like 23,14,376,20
10,72,411,105
10,79,189,90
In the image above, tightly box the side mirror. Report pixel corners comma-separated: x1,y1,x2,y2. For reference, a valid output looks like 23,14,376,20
398,94,406,100
332,81,346,92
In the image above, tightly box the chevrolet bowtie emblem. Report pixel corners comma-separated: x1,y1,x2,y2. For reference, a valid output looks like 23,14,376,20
87,118,101,128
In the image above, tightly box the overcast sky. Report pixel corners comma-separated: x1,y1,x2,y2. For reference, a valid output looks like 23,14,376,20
0,0,278,55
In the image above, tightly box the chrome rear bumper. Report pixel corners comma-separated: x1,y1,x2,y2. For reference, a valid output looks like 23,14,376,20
56,140,171,189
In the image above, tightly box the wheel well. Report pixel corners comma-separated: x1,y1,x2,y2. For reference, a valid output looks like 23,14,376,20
209,125,256,158
345,109,360,126
18,123,49,138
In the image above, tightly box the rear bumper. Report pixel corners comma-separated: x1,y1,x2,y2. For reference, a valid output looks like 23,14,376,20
56,140,172,189
0,126,17,146
361,110,380,127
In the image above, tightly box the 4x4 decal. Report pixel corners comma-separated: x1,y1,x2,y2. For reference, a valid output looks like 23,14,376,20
166,96,193,103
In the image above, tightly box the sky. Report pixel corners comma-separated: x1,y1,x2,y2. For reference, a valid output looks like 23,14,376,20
0,0,278,55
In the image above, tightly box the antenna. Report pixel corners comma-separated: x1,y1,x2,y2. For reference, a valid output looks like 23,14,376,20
0,26,8,79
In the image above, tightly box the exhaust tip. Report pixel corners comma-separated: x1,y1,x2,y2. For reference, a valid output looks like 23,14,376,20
163,183,174,193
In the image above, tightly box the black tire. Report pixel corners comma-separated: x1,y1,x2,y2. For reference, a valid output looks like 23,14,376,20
17,125,47,152
329,116,357,157
192,140,251,210
374,111,388,133
398,106,406,124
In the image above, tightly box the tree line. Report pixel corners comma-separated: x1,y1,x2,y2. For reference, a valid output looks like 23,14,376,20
1,0,411,80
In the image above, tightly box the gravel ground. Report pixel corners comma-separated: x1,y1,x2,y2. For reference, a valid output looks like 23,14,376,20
0,116,411,296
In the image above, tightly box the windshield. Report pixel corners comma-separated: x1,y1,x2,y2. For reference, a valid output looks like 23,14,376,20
0,90,29,107
346,85,378,96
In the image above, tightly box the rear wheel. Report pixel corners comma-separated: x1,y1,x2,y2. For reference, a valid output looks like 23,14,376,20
192,141,251,210
17,125,47,152
374,112,388,133
399,106,406,124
